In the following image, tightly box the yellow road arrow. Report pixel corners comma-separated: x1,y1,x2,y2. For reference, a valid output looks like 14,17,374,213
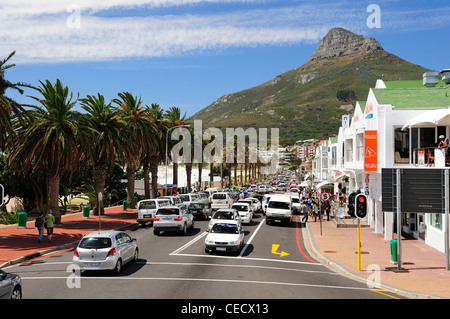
271,244,289,257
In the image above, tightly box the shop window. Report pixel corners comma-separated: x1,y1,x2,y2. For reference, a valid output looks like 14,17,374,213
394,128,409,163
430,213,441,230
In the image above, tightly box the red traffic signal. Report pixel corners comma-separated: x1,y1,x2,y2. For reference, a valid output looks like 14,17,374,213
355,194,367,219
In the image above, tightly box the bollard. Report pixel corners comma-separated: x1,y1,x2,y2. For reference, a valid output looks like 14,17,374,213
123,200,128,211
82,205,90,218
17,212,27,228
390,239,398,263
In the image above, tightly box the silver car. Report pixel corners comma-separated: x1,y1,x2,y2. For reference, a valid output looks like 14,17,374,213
0,269,22,299
72,230,139,274
153,205,194,235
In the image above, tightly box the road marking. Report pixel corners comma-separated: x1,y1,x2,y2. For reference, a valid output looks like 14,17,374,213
271,244,289,257
172,253,321,265
370,289,400,299
20,275,385,293
169,231,208,255
295,216,318,263
238,218,265,257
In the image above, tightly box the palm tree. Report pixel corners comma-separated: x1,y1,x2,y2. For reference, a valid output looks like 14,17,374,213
113,92,154,209
79,93,128,215
0,51,32,151
8,79,81,224
165,106,187,188
146,103,167,198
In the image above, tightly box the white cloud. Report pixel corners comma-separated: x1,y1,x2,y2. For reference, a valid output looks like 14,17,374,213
2,1,448,64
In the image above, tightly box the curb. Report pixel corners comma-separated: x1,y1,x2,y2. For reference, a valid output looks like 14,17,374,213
301,221,439,299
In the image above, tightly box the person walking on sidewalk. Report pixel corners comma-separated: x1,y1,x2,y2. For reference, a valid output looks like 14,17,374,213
45,210,55,242
35,212,45,243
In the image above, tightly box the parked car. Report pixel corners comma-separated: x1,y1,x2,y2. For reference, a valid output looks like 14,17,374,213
136,198,171,226
0,269,22,299
231,202,252,224
188,201,213,220
207,208,241,231
153,205,194,235
72,230,139,274
205,221,244,254
211,192,233,211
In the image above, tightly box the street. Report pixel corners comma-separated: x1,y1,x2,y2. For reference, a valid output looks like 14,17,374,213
3,210,403,301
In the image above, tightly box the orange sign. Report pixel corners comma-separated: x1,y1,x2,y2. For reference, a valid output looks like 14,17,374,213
364,130,377,172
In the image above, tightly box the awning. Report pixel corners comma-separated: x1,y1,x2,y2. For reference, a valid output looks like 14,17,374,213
402,108,450,130
316,181,334,189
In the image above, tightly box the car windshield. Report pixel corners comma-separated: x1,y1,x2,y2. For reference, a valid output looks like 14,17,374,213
292,198,300,203
268,201,290,209
156,208,180,215
233,205,248,211
210,223,239,234
79,237,112,249
213,194,227,199
189,203,204,209
139,201,156,209
213,211,234,219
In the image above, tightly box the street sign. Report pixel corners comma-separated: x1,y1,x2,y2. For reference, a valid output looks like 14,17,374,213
320,191,331,202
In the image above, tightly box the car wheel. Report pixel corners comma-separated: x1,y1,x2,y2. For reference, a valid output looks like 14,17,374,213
153,229,160,236
113,259,122,274
10,286,22,299
182,223,187,235
190,219,194,229
133,248,139,262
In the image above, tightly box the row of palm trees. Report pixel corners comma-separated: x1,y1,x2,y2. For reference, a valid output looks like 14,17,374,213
1,51,270,224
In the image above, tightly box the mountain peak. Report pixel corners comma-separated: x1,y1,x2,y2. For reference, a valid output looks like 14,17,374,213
305,27,383,66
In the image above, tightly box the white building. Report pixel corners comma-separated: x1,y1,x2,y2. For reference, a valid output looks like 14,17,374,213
314,71,450,253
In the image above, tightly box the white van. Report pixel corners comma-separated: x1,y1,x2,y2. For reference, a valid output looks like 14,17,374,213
160,196,183,206
211,192,233,211
266,194,293,226
137,198,171,226
179,193,200,205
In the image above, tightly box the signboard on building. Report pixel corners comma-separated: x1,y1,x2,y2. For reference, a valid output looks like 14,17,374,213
382,168,444,213
364,130,378,172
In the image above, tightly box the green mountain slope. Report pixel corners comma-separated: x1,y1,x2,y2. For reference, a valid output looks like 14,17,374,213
190,28,429,145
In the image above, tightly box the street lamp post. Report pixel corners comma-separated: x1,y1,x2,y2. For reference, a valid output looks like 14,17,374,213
165,124,190,196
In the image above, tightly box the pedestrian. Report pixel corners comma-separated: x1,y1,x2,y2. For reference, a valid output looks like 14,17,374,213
301,200,309,223
312,202,319,222
35,212,45,243
45,209,55,243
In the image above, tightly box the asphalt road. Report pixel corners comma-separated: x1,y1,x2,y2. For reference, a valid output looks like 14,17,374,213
3,209,404,304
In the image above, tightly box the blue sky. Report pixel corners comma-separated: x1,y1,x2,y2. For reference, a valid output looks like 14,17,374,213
2,0,450,118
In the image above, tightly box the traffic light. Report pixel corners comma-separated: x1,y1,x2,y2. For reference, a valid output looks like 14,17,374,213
355,194,367,219
347,192,357,217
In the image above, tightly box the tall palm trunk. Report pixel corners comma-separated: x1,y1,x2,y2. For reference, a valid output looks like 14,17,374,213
47,167,61,224
92,160,107,215
126,164,136,209
150,153,159,198
143,160,150,198
186,163,192,193
198,162,203,190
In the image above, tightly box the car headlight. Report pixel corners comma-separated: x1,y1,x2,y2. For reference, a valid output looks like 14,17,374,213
229,241,240,245
205,240,214,244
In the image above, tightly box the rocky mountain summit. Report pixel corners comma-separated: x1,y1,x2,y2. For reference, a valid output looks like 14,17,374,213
191,28,429,144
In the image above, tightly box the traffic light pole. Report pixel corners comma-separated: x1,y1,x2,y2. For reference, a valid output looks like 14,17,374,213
396,169,402,271
357,218,361,271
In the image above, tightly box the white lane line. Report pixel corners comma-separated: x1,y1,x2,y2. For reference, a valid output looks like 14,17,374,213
171,253,320,265
169,231,208,255
20,276,375,292
238,218,264,258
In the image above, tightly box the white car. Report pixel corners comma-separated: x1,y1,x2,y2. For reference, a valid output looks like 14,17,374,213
72,230,139,274
179,193,200,205
207,208,242,231
238,199,256,216
153,205,194,235
205,221,244,254
211,192,233,210
136,198,171,226
249,197,262,213
231,202,252,224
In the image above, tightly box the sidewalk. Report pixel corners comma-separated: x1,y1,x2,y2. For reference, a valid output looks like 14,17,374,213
305,217,450,299
0,206,137,268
